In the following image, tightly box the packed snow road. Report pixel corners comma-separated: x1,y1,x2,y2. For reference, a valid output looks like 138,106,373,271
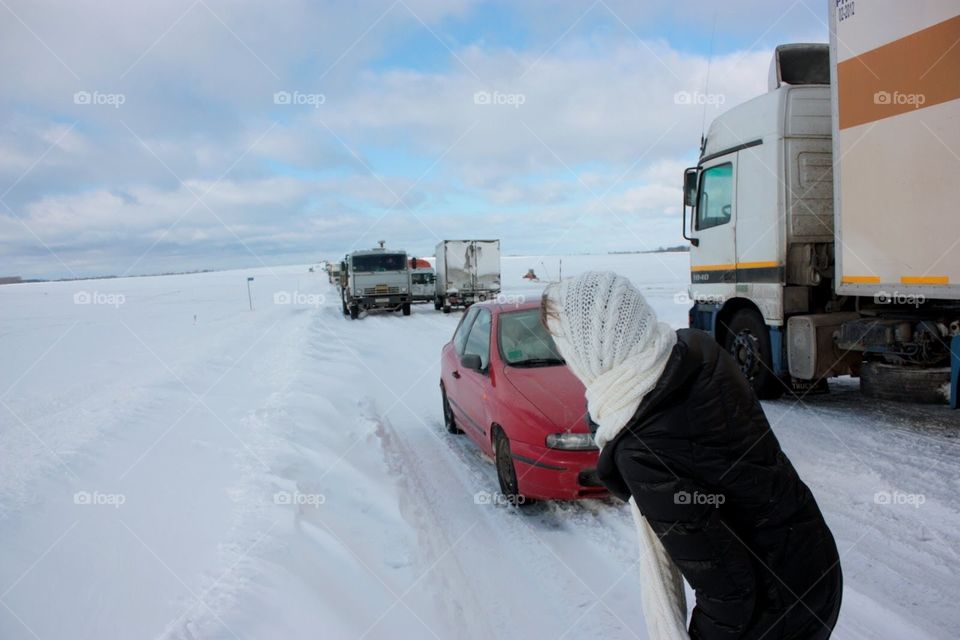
0,254,957,639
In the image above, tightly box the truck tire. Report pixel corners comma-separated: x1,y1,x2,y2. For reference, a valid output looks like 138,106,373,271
341,297,349,316
723,309,786,400
860,362,949,404
402,302,411,316
442,303,452,314
434,296,442,311
349,305,359,320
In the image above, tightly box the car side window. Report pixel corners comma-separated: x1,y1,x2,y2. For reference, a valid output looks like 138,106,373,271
463,309,492,369
696,162,733,230
453,307,480,355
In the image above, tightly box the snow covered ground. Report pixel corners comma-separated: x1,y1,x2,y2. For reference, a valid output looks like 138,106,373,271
1,253,957,640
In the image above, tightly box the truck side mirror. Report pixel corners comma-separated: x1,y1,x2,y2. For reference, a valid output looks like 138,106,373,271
460,353,483,372
683,168,698,207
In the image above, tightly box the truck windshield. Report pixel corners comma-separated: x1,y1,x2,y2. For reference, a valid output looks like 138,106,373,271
499,310,564,367
352,254,407,272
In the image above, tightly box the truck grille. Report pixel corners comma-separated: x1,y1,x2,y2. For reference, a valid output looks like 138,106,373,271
364,286,399,295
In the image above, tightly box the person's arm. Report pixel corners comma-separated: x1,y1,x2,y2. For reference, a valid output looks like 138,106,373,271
615,439,758,638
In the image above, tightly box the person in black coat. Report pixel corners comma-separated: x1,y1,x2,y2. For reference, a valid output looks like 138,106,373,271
541,272,842,640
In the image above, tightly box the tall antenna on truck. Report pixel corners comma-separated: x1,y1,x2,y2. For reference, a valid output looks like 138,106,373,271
699,11,719,154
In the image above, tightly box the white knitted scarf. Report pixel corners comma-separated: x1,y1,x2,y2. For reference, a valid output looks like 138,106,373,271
544,271,689,640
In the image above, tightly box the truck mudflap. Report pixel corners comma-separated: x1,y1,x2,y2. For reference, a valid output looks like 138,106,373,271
951,335,960,410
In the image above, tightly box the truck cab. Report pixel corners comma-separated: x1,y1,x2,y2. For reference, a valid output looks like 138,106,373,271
683,35,960,405
340,242,412,319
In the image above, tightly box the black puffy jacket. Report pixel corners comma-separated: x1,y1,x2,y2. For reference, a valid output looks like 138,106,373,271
597,329,842,640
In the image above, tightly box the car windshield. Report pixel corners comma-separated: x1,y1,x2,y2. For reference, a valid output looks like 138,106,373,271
499,309,564,366
352,254,407,272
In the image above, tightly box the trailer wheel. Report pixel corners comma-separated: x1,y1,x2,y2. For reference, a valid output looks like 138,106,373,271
860,362,949,404
402,302,411,316
349,305,359,320
442,303,452,314
723,309,786,400
434,296,442,311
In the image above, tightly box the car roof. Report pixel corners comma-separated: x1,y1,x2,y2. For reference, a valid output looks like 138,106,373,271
472,298,541,315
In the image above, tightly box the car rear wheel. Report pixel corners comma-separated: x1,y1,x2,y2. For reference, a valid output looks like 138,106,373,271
441,385,462,434
493,428,533,507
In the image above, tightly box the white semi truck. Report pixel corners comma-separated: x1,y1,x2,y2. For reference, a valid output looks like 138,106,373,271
339,242,412,319
682,2,960,406
434,240,501,313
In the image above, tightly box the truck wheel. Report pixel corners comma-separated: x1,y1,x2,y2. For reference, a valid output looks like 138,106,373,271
492,429,533,508
341,297,349,316
442,304,451,314
434,296,442,311
349,306,359,320
402,302,411,316
860,362,949,404
723,309,786,400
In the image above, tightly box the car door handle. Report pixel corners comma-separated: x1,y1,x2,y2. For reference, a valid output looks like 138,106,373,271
452,370,461,379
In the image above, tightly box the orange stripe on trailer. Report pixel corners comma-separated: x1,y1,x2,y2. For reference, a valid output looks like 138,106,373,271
837,14,960,130
735,261,780,269
691,263,736,272
901,275,949,285
841,275,881,284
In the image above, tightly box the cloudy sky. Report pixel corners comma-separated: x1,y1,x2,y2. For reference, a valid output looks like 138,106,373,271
0,0,828,279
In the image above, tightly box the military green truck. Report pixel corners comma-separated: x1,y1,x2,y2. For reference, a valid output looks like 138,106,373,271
340,242,412,319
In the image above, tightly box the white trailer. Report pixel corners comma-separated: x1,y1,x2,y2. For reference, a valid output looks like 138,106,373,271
681,2,960,405
434,240,501,313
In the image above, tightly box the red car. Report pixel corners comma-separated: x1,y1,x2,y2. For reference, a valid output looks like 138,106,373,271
439,300,606,502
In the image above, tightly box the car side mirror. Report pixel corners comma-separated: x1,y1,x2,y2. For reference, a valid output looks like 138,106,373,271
460,354,483,372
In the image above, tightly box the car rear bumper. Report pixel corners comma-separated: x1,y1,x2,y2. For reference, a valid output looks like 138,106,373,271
509,440,607,500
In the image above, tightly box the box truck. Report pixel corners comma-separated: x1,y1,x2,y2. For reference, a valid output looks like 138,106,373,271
434,240,501,313
681,2,960,405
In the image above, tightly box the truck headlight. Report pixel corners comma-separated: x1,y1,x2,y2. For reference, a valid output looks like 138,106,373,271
545,433,597,450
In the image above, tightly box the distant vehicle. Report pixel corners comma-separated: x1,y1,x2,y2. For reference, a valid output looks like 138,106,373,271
327,262,341,285
340,242,412,319
408,257,436,303
439,300,605,502
680,7,960,406
434,240,501,313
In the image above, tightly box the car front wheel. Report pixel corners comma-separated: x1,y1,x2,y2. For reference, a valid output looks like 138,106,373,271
493,428,532,507
441,385,462,434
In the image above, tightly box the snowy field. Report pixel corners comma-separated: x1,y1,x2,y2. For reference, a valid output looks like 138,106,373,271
1,252,958,640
